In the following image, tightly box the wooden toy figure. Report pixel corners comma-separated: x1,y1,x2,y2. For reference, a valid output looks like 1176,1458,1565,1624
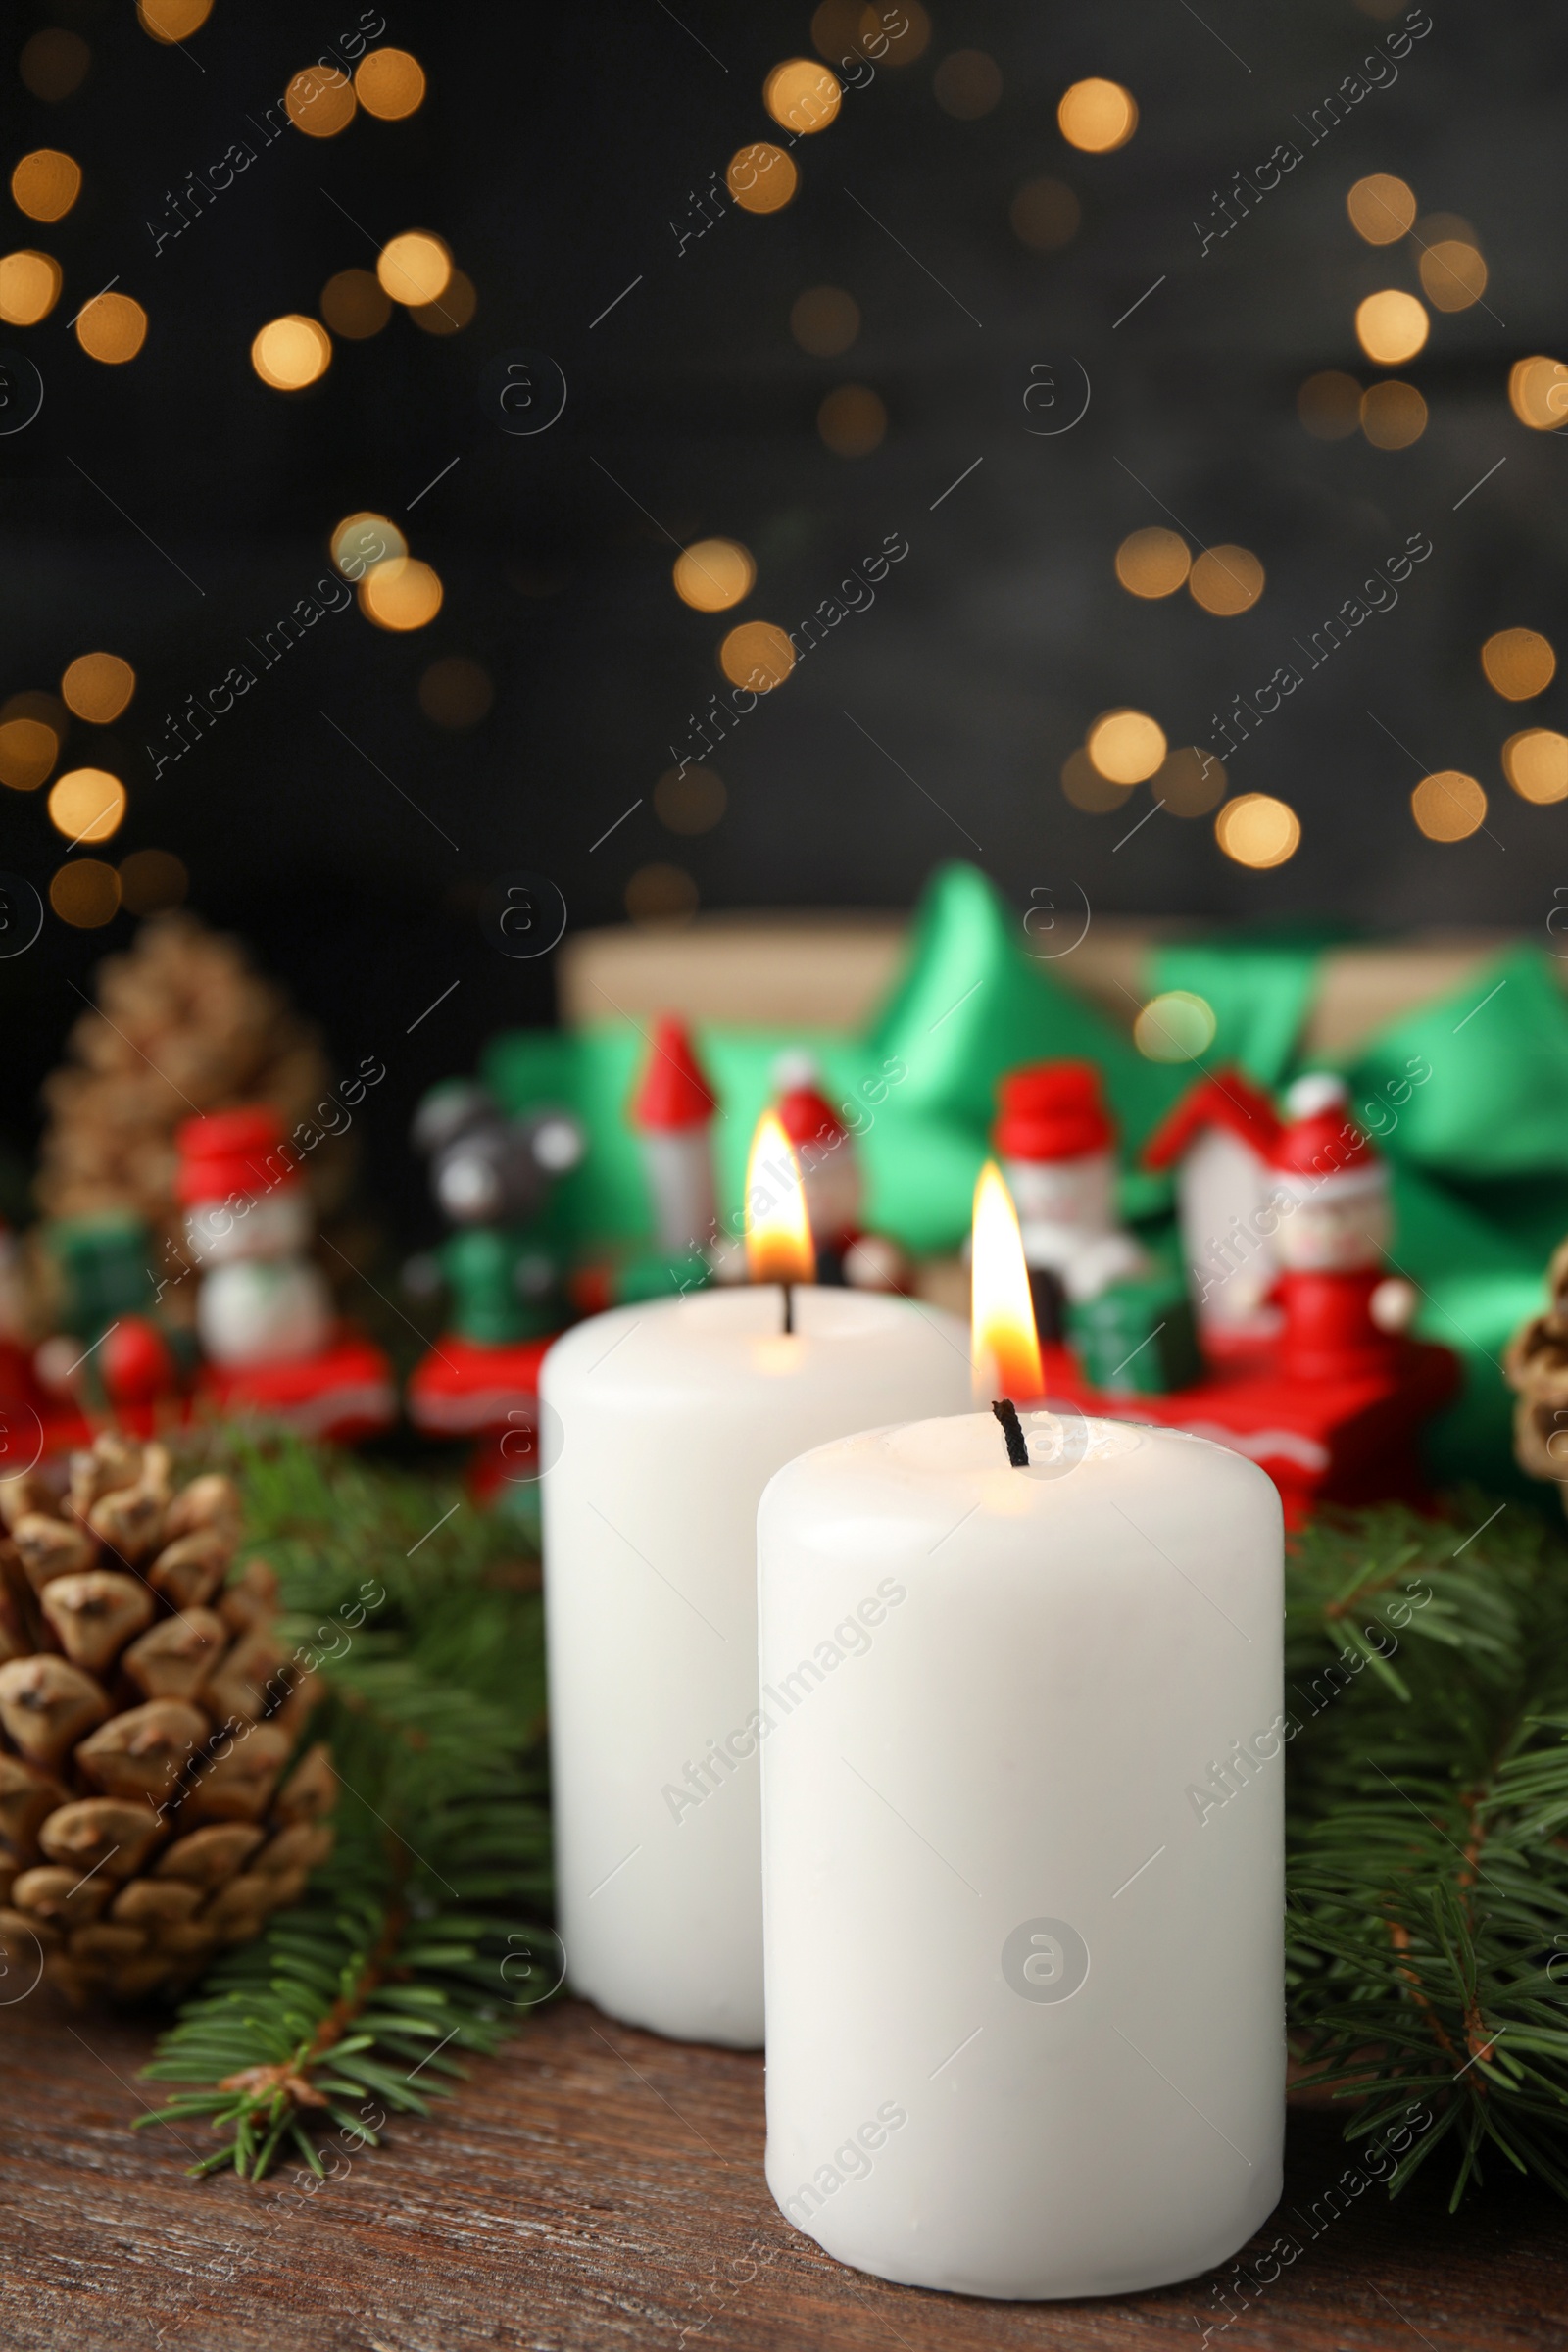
1267,1073,1417,1383
994,1060,1148,1338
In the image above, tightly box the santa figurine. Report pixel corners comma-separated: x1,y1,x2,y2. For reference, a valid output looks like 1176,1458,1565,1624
629,1016,719,1255
773,1054,861,1281
177,1109,334,1367
1268,1074,1416,1383
994,1060,1147,1338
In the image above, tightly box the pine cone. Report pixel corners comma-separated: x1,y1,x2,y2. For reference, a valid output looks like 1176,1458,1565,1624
1505,1251,1568,1508
0,1436,334,2001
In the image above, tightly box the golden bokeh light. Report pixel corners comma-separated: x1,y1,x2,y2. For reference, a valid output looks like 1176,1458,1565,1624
1010,176,1081,251
817,383,887,456
360,557,444,631
1060,746,1131,812
1215,793,1300,868
791,284,860,355
970,1160,1042,1404
728,144,798,215
1360,379,1427,449
1502,730,1568,806
1508,356,1568,433
20,29,90,100
1155,745,1225,817
418,656,494,729
61,653,135,724
1134,990,1217,1062
0,717,58,793
409,270,477,334
1354,289,1429,366
764,58,842,133
47,767,125,844
810,0,865,59
1114,526,1190,599
1346,173,1415,244
50,859,120,929
1189,544,1264,616
2,689,67,730
11,150,80,222
137,0,213,38
810,0,930,65
76,291,148,365
331,513,407,575
655,765,727,834
1298,369,1362,439
719,620,796,692
285,65,357,138
377,230,452,307
250,314,331,390
118,848,188,913
1057,78,1138,153
934,50,1003,120
1088,708,1167,784
1411,770,1486,842
355,47,426,119
1419,238,1487,313
1482,627,1556,701
673,538,756,613
321,268,392,339
0,250,62,326
626,862,700,930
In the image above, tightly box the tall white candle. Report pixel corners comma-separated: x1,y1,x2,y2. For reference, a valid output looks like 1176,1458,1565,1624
541,1286,970,2047
759,1406,1284,2297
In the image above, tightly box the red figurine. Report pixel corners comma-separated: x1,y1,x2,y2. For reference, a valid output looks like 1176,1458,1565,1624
1268,1074,1417,1383
630,1016,719,1254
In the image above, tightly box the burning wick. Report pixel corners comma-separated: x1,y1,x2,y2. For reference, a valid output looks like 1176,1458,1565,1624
744,1107,816,1340
782,1284,794,1336
991,1397,1030,1467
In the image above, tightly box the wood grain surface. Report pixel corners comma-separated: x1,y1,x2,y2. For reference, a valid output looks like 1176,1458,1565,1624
2,1991,1562,2352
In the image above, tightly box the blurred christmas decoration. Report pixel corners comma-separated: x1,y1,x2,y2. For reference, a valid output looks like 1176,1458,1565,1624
1505,1240,1568,1510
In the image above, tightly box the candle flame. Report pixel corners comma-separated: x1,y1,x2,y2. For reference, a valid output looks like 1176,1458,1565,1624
971,1158,1043,1402
745,1109,817,1286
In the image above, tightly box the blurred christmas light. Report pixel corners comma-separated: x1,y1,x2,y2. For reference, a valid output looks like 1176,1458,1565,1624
61,653,135,724
1346,173,1415,244
1418,237,1487,313
1135,991,1217,1062
11,150,80,221
1502,729,1568,805
137,0,213,38
790,285,860,354
409,270,477,334
1057,79,1137,153
331,513,407,575
360,557,443,631
50,859,120,928
1154,746,1225,817
1482,627,1556,700
1411,770,1486,841
1059,747,1131,812
1114,527,1190,598
1215,793,1299,867
1508,356,1568,432
718,621,795,691
285,65,357,137
377,231,452,306
1354,289,1429,365
0,717,58,793
727,145,798,215
0,250,62,325
869,1,930,62
817,383,887,456
655,766,727,834
355,47,427,119
48,767,125,844
1009,176,1080,251
1360,380,1427,448
1298,369,1362,439
118,848,188,912
251,315,331,389
673,539,756,613
20,30,90,100
934,51,1003,120
1189,545,1264,616
321,269,391,339
1088,709,1166,784
625,863,699,926
763,58,842,133
418,657,494,728
76,292,148,365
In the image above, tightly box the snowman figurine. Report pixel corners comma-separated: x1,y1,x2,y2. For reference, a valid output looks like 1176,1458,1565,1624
177,1108,333,1368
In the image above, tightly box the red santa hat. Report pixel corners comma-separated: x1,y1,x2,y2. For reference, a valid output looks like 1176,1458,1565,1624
994,1059,1114,1164
630,1016,718,1132
773,1052,849,1155
1268,1074,1382,1198
175,1106,299,1205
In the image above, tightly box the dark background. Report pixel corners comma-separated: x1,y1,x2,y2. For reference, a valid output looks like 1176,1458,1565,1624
2,0,1564,1246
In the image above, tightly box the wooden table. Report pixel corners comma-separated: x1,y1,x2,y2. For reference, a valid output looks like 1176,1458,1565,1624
4,1993,1563,2351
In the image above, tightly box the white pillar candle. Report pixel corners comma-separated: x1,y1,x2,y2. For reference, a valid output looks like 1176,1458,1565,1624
541,1286,970,2047
760,1406,1284,2298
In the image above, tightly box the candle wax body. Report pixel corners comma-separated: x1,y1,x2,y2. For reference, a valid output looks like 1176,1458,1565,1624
760,1410,1284,2298
541,1287,969,2046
